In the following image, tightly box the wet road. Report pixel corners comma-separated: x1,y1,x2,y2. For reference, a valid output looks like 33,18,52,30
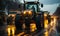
0,15,60,36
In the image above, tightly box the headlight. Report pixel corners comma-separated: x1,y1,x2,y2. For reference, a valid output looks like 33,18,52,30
23,10,32,15
23,11,27,14
28,11,32,15
44,13,47,17
8,14,15,17
12,14,15,17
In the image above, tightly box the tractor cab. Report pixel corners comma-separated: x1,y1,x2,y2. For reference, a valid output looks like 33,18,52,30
22,1,43,19
24,1,43,12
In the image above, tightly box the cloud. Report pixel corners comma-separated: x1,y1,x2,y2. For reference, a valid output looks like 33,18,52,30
41,4,59,15
39,0,60,4
19,0,60,4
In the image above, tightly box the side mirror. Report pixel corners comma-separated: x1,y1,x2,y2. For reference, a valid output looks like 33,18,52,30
41,4,43,8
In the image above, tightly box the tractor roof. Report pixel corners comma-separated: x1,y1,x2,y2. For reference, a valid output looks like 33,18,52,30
24,1,40,4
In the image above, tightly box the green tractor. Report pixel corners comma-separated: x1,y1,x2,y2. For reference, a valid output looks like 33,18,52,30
15,0,51,35
15,0,44,33
23,0,44,31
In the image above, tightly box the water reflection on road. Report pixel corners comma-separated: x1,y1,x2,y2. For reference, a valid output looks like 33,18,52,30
7,16,59,36
44,16,58,36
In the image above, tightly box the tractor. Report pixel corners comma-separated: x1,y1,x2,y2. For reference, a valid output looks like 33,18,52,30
15,0,51,35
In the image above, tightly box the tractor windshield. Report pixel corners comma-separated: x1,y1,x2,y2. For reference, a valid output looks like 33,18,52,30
25,4,38,12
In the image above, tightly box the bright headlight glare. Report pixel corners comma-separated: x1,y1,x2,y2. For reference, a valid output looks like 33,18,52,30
12,15,15,17
44,13,47,17
29,11,32,15
24,11,26,14
23,10,32,15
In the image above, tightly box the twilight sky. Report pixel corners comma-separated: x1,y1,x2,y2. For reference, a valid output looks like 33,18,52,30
39,0,60,15
41,4,59,15
19,0,60,15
